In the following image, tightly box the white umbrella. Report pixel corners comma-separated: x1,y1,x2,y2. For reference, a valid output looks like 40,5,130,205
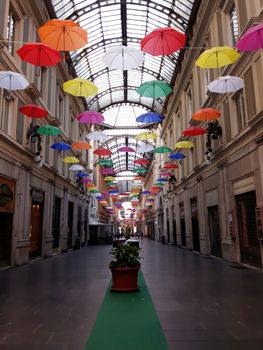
69,164,84,171
136,143,154,153
0,71,29,90
102,46,144,70
207,75,244,93
85,131,108,141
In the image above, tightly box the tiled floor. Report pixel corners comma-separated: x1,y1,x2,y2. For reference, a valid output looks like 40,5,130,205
1,241,263,349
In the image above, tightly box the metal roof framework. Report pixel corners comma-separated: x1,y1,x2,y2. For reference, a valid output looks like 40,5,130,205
50,0,197,180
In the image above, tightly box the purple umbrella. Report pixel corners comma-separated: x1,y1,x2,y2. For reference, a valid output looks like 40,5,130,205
236,23,263,51
100,168,115,175
76,111,104,124
118,146,135,152
80,178,92,183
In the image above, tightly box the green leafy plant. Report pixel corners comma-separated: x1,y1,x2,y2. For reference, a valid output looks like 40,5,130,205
109,244,141,268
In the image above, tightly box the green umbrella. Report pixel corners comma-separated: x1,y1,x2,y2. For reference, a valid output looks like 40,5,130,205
106,182,116,186
155,182,164,187
98,159,113,166
153,146,172,154
136,80,172,98
37,125,62,136
134,168,148,173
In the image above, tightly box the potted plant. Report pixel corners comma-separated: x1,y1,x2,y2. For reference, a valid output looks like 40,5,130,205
109,244,141,292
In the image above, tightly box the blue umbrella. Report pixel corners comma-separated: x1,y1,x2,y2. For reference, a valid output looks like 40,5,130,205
109,189,119,194
141,190,151,195
50,142,71,150
169,152,186,160
157,178,168,182
136,112,164,123
74,172,89,178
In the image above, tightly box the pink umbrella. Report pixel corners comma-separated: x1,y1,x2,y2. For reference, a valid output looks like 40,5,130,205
236,23,263,51
80,178,92,183
101,168,115,175
101,191,110,197
118,146,135,152
77,111,104,124
160,172,173,177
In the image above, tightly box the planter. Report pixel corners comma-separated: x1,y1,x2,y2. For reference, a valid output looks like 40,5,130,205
110,265,140,292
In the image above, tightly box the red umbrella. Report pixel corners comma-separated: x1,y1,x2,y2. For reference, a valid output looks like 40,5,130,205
192,108,221,121
163,163,178,169
134,159,150,165
141,27,186,56
93,148,112,156
182,126,206,136
18,104,48,118
16,42,61,66
118,146,135,152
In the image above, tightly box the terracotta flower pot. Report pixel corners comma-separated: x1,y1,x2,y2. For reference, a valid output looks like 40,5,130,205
110,265,140,292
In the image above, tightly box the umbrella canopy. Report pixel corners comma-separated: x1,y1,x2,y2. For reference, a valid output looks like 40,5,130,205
136,143,154,153
81,178,92,183
100,168,115,175
195,46,240,69
133,159,150,165
157,178,168,182
69,164,84,171
72,141,92,150
104,176,115,181
192,108,221,121
77,111,104,124
98,159,113,166
86,183,96,188
137,80,172,98
133,176,145,181
16,42,61,66
93,148,112,156
50,142,71,150
37,125,62,136
134,168,148,173
175,141,194,148
141,27,186,56
38,19,87,51
18,104,48,118
160,172,173,177
85,131,108,141
63,78,98,97
102,45,143,70
63,156,80,164
153,146,172,153
236,23,263,51
75,172,89,177
136,132,157,141
207,75,244,93
169,152,186,160
141,190,151,195
0,71,29,90
182,126,206,136
163,163,178,169
118,146,135,152
136,112,163,123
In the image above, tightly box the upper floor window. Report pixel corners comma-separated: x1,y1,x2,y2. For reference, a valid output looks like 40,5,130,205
230,5,239,45
233,91,246,131
7,9,15,55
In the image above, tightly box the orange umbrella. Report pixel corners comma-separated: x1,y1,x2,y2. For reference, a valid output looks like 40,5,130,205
38,19,87,51
72,141,92,150
192,108,221,121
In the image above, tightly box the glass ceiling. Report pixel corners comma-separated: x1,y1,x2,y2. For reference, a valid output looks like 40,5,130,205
51,0,196,175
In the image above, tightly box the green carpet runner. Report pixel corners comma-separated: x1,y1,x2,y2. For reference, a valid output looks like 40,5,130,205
85,272,169,350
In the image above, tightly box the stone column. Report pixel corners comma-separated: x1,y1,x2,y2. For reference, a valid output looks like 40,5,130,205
197,176,209,255
43,180,54,257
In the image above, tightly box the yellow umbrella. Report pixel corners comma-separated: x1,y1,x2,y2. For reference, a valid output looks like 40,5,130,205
104,176,115,181
63,156,80,163
195,46,240,69
175,141,194,148
63,78,98,97
136,132,158,141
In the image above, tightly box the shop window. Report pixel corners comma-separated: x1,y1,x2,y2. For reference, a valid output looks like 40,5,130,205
6,9,16,55
244,67,256,120
229,5,239,45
